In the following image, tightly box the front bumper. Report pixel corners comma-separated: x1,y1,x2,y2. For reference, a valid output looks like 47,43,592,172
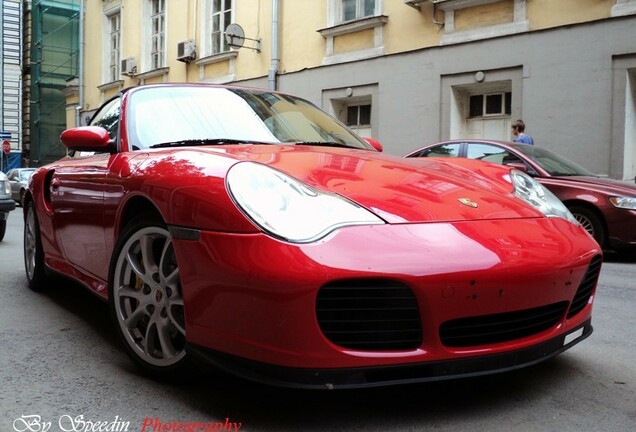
607,209,636,250
0,197,16,218
172,217,601,377
187,319,592,389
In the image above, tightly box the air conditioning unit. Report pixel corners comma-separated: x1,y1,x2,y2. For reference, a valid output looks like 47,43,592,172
177,39,196,63
404,0,448,9
121,57,136,76
404,0,428,10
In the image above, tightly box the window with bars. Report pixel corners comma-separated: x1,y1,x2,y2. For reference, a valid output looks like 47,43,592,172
109,13,121,82
150,0,165,69
211,0,232,55
341,0,376,22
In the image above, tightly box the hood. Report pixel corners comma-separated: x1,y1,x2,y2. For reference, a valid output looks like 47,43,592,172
548,175,636,196
205,145,542,224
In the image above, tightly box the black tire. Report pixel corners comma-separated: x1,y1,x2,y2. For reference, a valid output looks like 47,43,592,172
568,205,606,247
19,188,25,207
109,216,188,376
0,219,6,242
24,201,48,290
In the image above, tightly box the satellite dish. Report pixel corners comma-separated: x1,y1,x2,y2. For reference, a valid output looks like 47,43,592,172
225,23,245,49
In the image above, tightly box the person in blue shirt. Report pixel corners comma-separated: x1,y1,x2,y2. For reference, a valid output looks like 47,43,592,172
512,119,534,144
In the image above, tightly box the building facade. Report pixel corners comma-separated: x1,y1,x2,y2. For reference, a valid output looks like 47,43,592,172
68,0,636,180
25,0,81,167
1,0,22,172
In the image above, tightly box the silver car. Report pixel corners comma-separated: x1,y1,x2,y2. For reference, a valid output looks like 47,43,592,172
0,171,16,241
6,168,36,206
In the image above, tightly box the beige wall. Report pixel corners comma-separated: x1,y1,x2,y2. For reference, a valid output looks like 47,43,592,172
75,0,625,125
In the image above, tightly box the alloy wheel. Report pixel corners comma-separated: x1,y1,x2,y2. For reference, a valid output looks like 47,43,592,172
112,226,186,368
24,206,37,280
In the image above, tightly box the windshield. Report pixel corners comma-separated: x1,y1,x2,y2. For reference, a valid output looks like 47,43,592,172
513,144,596,176
20,170,35,181
126,86,370,150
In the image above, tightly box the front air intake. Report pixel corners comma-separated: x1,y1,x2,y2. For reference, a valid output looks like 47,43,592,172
440,301,569,347
316,280,422,351
567,254,602,318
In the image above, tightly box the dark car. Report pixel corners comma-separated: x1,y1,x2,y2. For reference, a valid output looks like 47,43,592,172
405,139,636,251
0,171,16,241
7,168,36,206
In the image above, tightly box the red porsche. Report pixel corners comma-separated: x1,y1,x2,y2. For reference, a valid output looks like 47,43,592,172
24,84,602,389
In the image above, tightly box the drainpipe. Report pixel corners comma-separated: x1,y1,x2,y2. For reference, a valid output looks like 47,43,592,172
76,0,84,127
268,0,279,91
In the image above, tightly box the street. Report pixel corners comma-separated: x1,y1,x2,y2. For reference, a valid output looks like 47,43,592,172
1,210,635,432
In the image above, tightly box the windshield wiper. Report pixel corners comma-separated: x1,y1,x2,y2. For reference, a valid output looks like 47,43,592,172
150,139,270,149
294,141,356,149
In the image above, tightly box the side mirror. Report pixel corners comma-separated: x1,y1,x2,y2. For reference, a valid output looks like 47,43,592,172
363,137,383,152
506,162,529,173
60,126,115,153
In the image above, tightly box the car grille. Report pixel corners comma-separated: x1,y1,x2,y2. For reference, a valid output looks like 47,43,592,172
316,280,422,351
439,301,569,347
567,254,602,319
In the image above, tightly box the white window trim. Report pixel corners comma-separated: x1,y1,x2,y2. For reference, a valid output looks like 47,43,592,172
136,67,170,85
141,0,167,73
323,84,379,138
612,0,636,16
320,0,387,65
200,0,235,58
194,51,238,83
439,0,529,45
327,0,382,26
102,6,122,85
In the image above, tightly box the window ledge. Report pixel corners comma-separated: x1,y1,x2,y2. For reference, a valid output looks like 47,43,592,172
612,0,636,17
98,80,124,92
322,46,385,65
318,15,388,38
195,50,238,66
136,67,169,80
441,19,529,45
437,0,506,10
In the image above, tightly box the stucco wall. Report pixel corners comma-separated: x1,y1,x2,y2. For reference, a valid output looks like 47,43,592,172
239,16,636,180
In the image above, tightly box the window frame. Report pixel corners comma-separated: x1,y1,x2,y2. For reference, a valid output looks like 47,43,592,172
202,0,235,57
106,11,121,83
341,0,376,23
149,0,166,70
469,92,512,118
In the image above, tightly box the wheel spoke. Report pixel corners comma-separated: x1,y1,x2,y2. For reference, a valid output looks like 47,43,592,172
139,235,159,276
144,317,176,358
167,302,185,336
117,284,144,301
126,249,154,287
165,267,180,286
123,304,148,329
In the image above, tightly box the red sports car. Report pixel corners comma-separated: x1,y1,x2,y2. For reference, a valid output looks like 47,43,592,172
404,139,636,251
24,84,602,389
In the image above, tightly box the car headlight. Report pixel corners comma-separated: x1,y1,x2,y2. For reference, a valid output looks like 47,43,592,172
609,196,636,210
226,162,384,243
2,180,9,195
510,169,578,225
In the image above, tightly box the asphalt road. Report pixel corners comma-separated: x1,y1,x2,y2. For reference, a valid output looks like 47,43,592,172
1,210,635,432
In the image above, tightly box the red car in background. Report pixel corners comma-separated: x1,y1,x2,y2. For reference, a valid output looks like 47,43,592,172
24,85,602,389
405,140,636,251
